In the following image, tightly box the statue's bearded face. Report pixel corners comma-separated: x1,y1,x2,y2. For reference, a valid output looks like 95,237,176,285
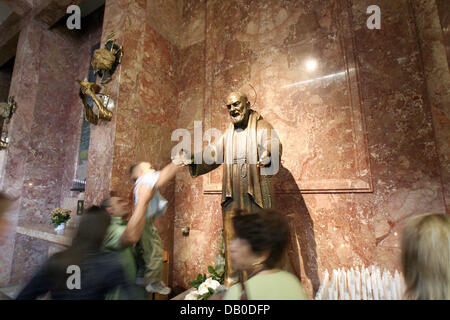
226,93,250,126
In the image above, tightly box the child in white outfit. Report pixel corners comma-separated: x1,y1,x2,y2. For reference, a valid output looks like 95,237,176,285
133,169,170,295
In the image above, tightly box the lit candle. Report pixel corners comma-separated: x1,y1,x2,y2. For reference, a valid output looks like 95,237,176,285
366,268,373,300
355,268,361,300
372,267,379,300
361,268,367,300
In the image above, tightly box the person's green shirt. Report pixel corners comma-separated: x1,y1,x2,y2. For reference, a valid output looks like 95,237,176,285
223,270,308,300
102,217,140,299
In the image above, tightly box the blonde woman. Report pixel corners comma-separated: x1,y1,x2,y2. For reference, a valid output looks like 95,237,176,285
401,213,450,300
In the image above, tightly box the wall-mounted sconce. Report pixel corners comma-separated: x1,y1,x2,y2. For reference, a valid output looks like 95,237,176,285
91,32,123,84
76,200,84,216
181,226,190,237
76,79,114,125
0,96,17,150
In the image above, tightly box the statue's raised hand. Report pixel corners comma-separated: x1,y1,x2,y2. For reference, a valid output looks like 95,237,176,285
172,149,192,167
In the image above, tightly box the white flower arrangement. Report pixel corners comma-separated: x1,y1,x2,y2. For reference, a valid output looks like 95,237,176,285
185,277,221,300
185,242,225,300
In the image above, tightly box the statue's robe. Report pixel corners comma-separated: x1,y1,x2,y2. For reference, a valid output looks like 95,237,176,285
189,109,282,283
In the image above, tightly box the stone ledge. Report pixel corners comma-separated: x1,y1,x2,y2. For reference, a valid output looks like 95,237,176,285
16,224,75,246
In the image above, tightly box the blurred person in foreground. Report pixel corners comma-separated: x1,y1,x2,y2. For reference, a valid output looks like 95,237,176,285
401,213,450,300
101,195,147,299
220,209,308,300
16,206,134,300
101,164,181,300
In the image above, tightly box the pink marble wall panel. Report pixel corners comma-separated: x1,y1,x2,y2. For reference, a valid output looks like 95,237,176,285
108,1,146,199
203,0,372,194
18,28,78,226
178,0,205,49
140,25,179,118
146,0,182,47
352,0,447,273
173,181,223,293
2,12,103,286
9,233,51,285
172,0,208,294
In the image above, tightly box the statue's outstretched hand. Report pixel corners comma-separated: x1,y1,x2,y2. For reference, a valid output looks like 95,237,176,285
172,149,193,167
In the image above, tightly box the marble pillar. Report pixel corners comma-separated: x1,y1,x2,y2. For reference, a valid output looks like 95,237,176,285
1,10,102,286
0,19,42,286
411,0,450,211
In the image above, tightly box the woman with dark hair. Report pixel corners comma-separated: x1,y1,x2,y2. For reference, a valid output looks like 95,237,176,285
222,209,308,300
16,206,134,300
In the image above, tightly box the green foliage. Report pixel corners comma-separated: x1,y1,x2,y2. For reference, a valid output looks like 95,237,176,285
210,263,225,284
188,273,207,289
197,287,215,300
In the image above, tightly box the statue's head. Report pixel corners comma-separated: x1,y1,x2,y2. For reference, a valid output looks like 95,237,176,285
226,91,251,127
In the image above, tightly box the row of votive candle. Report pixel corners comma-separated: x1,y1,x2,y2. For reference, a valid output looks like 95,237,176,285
315,265,406,300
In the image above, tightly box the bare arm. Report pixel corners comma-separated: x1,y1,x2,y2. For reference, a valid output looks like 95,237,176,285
156,148,192,188
156,162,182,189
120,161,183,247
188,133,224,177
120,184,155,247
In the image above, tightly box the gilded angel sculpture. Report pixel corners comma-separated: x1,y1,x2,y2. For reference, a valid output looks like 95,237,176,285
76,79,113,125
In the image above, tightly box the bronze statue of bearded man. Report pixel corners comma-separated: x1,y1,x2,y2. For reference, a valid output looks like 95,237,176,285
188,91,282,285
